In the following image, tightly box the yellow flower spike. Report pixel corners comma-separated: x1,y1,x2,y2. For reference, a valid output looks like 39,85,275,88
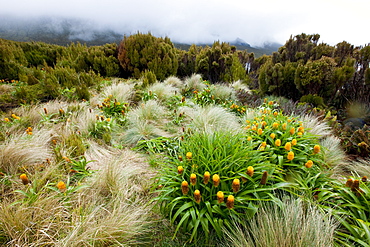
289,127,295,135
194,190,201,203
20,173,30,185
212,174,220,187
257,128,263,135
181,181,189,195
247,136,252,141
298,126,304,133
287,151,294,161
57,181,67,192
284,142,291,151
4,118,10,122
247,166,254,177
190,173,197,185
270,133,276,139
186,152,192,160
217,191,224,203
313,145,321,154
177,166,184,175
226,195,235,209
272,122,279,129
275,139,281,147
305,160,313,168
232,179,240,193
292,139,297,145
203,171,211,184
11,114,17,119
260,171,268,185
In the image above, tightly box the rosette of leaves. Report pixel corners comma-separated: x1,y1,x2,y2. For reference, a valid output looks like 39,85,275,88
244,101,330,195
154,130,292,242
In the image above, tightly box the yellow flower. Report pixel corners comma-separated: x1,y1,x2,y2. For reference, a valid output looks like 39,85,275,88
270,133,276,139
273,111,278,116
57,181,67,192
287,119,292,123
282,123,287,130
297,132,303,136
178,155,183,161
190,173,197,185
298,126,304,133
203,171,210,184
181,181,189,195
287,151,294,161
194,190,201,203
257,128,263,135
212,174,220,187
177,166,184,174
261,121,267,127
11,114,17,119
4,118,10,122
232,179,240,193
251,126,257,131
261,142,267,148
106,118,111,122
268,101,274,105
313,145,321,154
247,136,252,141
186,152,192,160
289,127,295,135
272,122,279,129
247,166,254,177
217,191,224,203
292,139,297,145
226,195,235,209
305,160,313,168
284,142,291,151
275,139,281,147
20,173,30,185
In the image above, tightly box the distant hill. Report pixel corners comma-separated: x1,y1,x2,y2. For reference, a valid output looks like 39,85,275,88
0,15,281,56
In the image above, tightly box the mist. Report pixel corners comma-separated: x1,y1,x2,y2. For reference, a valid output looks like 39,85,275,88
1,0,370,47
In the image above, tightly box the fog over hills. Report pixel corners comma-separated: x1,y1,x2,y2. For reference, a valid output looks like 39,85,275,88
0,15,281,56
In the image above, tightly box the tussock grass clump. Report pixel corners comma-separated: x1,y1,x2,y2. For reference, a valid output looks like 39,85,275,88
300,114,332,137
127,100,168,125
224,198,337,247
147,82,179,102
100,81,135,104
184,74,206,92
163,76,184,89
181,105,241,133
0,130,54,174
211,84,236,102
320,135,347,167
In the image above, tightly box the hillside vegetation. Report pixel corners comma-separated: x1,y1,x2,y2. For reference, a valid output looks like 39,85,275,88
0,32,370,246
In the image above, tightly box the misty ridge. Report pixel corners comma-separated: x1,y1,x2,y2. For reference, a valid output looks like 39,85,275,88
0,14,281,55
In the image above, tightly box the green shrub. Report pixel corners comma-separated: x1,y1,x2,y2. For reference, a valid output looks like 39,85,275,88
154,130,291,242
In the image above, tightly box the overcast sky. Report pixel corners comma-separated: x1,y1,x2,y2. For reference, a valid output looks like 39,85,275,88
1,0,369,46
